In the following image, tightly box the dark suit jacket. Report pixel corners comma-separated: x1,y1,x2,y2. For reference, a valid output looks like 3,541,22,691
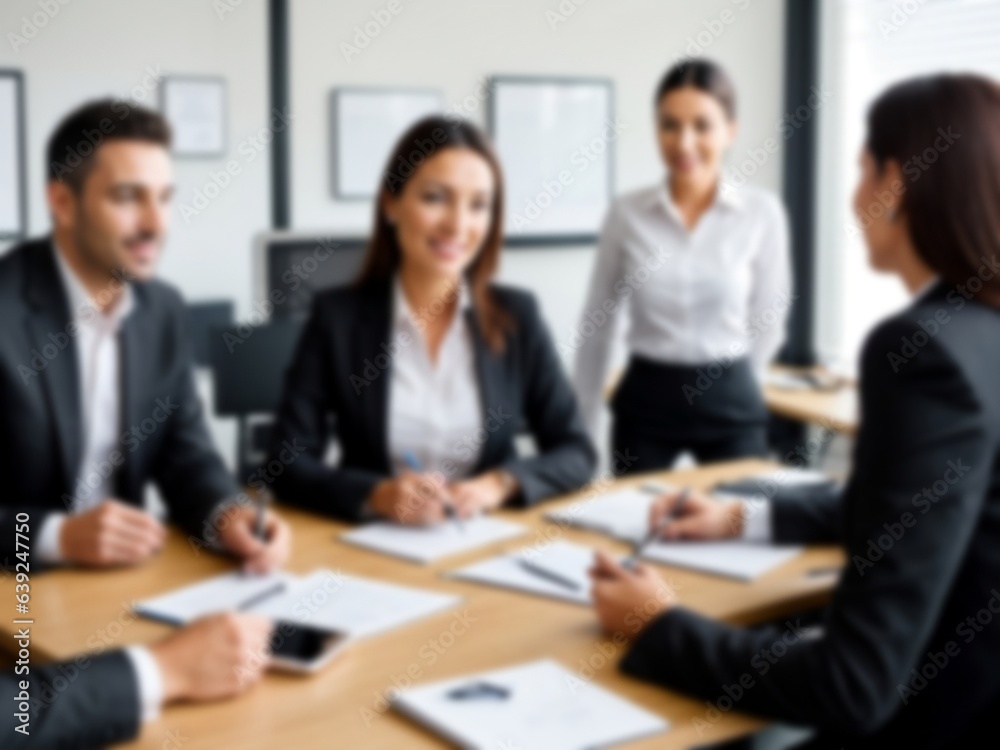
0,239,237,560
3,644,140,748
268,279,596,519
621,281,1000,748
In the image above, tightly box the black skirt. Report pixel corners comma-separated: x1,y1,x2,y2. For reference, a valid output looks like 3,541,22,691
608,355,769,473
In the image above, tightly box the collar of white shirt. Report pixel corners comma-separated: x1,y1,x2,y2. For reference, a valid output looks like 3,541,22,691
649,179,744,224
51,241,135,330
391,274,473,331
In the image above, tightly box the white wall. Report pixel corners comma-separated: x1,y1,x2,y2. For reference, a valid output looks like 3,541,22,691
1,0,787,465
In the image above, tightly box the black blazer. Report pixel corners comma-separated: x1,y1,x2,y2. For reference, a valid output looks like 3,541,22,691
620,281,1000,748
268,279,596,520
2,637,140,748
0,239,237,560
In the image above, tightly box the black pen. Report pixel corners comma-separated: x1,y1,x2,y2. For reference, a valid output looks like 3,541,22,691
235,581,286,612
624,486,691,570
402,450,464,532
517,558,582,591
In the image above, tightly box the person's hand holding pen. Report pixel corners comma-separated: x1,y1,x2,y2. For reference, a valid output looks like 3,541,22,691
648,487,745,541
368,451,466,526
217,498,292,575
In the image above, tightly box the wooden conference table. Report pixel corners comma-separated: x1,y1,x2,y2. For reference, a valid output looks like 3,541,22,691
2,459,844,749
761,366,859,437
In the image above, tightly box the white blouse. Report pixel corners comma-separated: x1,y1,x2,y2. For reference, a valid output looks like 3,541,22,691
573,182,792,437
386,277,483,480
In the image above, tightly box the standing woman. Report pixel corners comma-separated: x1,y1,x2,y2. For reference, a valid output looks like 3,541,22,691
268,116,595,523
574,59,792,472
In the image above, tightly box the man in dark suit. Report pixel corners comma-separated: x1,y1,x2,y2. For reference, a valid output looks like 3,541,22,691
0,99,289,570
1,605,273,748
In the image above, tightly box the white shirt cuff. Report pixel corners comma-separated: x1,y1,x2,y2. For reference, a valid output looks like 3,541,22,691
37,513,67,562
124,645,165,722
740,498,773,543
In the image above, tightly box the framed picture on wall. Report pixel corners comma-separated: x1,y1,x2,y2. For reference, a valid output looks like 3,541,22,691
0,69,27,241
330,87,443,200
160,75,227,158
488,75,615,246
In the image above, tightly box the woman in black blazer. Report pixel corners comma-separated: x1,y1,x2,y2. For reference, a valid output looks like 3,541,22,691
268,116,596,523
587,74,1000,749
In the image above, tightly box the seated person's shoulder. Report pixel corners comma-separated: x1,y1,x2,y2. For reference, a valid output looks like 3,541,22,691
487,283,540,321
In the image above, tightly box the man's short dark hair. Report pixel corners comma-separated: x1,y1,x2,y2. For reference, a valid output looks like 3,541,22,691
47,99,172,191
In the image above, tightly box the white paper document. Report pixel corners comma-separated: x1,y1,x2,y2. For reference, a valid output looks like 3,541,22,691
340,516,527,563
640,541,803,581
447,541,598,605
545,487,658,543
393,658,669,750
547,488,803,581
134,569,460,638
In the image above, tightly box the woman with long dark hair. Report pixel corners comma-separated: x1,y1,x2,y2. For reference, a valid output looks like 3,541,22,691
588,73,1000,748
574,59,792,471
268,116,595,523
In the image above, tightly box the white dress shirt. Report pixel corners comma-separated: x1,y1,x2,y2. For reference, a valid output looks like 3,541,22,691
386,277,483,480
573,182,792,437
39,245,164,720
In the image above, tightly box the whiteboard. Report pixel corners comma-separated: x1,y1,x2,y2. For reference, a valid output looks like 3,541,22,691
490,77,614,243
0,72,25,239
331,88,443,200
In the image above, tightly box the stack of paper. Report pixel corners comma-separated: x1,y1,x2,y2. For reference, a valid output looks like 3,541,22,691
134,569,460,639
393,658,669,750
340,517,527,563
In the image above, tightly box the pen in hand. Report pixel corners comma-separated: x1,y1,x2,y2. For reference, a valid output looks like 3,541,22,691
401,450,465,532
623,486,691,570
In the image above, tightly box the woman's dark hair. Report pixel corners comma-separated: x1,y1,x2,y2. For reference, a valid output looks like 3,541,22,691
654,59,736,119
867,73,1000,307
356,115,510,350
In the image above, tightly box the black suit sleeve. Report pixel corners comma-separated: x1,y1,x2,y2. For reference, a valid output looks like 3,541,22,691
150,297,239,539
771,493,843,544
4,650,140,749
503,295,597,505
619,318,993,735
269,298,384,520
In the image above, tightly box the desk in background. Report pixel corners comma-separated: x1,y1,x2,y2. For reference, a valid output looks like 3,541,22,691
1,459,843,750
